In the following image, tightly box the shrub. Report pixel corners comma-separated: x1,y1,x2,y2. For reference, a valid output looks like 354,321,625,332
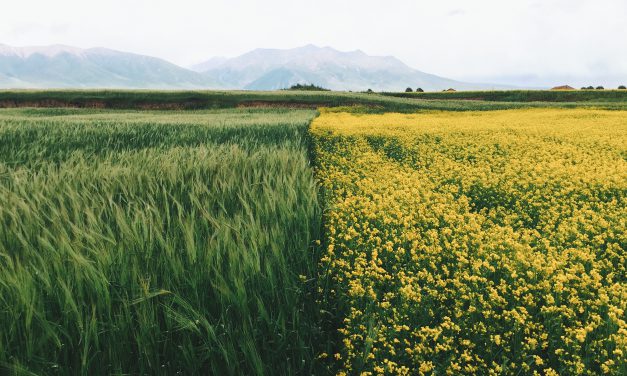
596,86,605,90
285,83,330,91
416,88,424,92
619,85,626,90
405,87,413,93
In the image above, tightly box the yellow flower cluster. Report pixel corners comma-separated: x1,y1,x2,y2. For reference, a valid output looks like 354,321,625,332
311,109,626,375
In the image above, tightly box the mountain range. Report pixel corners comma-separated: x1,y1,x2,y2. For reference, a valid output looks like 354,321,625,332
0,44,217,89
0,43,509,91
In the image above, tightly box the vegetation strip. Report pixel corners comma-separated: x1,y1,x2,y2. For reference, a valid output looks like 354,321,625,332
382,89,627,102
2,89,627,112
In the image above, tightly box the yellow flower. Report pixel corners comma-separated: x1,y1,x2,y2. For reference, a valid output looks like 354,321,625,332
311,108,627,375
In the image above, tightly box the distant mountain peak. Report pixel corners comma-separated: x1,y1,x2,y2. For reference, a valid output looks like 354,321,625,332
0,43,220,89
189,56,229,72
192,45,485,91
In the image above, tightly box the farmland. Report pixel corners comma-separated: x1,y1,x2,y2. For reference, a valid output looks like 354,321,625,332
2,89,627,112
0,92,626,375
311,109,626,375
382,89,627,103
0,108,322,374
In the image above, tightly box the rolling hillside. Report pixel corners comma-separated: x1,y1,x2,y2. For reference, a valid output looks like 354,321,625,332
192,45,511,91
0,44,219,89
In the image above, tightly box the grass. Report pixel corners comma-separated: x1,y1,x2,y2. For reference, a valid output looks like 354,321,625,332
382,89,627,102
0,108,323,375
1,89,627,112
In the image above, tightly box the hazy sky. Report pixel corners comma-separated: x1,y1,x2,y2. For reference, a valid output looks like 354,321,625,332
2,0,626,87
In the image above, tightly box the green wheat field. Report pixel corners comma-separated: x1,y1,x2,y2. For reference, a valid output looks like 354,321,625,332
0,107,323,375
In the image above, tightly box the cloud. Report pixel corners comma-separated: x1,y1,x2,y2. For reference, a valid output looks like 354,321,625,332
5,23,71,42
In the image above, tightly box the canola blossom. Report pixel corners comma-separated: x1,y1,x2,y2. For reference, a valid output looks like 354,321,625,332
311,109,626,375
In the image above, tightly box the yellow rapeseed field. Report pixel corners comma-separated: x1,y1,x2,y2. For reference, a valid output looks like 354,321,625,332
311,109,626,375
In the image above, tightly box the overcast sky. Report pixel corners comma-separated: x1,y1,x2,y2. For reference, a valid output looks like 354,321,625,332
2,0,626,87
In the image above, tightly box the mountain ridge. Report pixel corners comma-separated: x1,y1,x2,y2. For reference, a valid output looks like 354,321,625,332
193,44,510,91
0,44,219,89
0,43,511,90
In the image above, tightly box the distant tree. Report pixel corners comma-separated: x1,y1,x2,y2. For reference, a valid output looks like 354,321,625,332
366,89,374,93
596,86,604,90
581,87,587,90
587,86,594,90
405,87,413,93
416,88,424,92
285,83,330,91
619,85,626,90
